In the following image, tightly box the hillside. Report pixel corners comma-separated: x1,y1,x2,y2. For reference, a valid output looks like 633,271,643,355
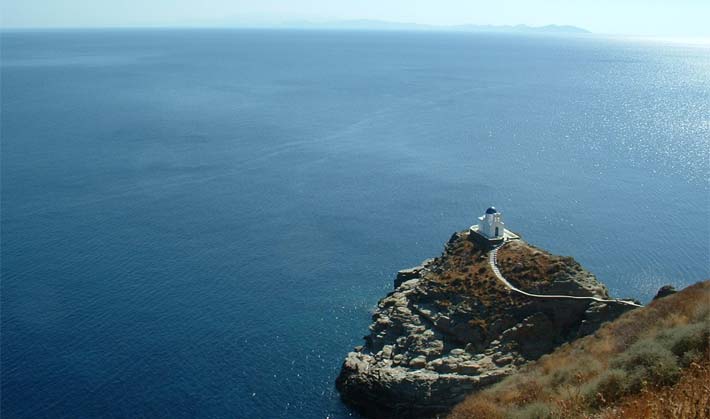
449,281,710,419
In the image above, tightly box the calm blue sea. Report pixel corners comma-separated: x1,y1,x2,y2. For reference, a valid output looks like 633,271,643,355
1,29,708,418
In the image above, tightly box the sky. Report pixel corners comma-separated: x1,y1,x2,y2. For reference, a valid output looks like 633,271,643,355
2,0,710,37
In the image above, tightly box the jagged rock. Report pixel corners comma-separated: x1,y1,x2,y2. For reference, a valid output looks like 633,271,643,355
500,313,558,358
458,361,481,375
493,354,514,366
394,269,419,288
336,231,636,418
409,356,427,369
654,284,677,300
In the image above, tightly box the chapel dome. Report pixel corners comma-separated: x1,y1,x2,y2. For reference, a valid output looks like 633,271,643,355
485,207,498,215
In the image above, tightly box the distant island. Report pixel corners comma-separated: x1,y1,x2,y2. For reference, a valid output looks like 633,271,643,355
276,20,591,34
186,18,591,35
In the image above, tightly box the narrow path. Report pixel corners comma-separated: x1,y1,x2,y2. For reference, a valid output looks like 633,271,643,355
489,243,642,308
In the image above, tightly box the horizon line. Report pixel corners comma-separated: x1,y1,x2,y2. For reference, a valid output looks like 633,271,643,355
2,24,710,44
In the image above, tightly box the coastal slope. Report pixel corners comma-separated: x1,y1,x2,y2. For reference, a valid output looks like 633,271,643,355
449,281,710,419
336,231,636,418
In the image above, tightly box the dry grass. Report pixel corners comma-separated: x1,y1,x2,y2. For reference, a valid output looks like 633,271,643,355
421,233,515,309
449,281,710,419
423,233,576,311
496,241,589,294
597,361,710,419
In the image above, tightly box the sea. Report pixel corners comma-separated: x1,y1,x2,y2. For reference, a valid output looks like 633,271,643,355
1,29,708,418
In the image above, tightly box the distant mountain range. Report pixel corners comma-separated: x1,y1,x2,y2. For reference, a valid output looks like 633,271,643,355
270,19,591,34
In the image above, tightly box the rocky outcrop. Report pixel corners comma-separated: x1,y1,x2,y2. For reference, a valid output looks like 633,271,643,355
653,284,677,300
336,231,636,418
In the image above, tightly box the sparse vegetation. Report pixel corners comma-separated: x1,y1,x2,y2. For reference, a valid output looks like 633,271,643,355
449,281,710,419
423,233,588,315
508,402,553,419
496,241,584,291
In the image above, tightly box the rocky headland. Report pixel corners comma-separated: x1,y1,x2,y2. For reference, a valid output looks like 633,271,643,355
336,230,638,418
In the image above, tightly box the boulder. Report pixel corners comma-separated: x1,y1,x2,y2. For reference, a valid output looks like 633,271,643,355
654,284,677,300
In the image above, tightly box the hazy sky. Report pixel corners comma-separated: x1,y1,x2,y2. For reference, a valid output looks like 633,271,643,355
2,0,709,37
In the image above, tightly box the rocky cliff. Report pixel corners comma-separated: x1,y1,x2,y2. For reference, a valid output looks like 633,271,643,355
336,231,637,418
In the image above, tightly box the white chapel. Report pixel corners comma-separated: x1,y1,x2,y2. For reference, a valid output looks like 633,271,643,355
477,207,505,239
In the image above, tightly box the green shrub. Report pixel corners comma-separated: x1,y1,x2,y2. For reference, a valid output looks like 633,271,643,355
548,367,572,390
680,349,704,367
583,368,628,408
658,322,710,362
507,402,553,419
547,358,601,390
612,340,680,390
